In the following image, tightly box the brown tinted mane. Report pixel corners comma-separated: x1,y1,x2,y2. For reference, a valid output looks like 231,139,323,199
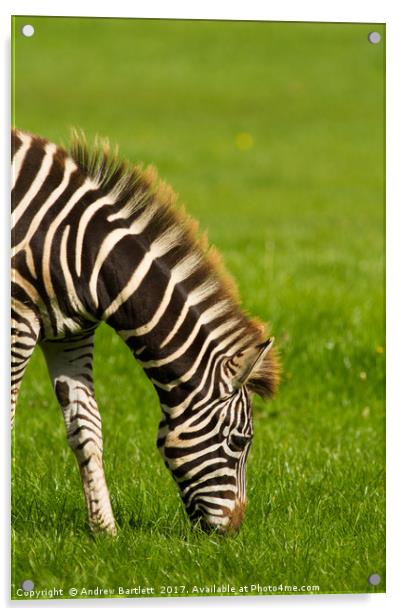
68,130,279,398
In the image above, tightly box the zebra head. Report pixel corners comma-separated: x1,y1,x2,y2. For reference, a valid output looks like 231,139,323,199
157,338,275,534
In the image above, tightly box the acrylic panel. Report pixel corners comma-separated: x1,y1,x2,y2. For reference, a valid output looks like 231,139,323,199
11,16,385,600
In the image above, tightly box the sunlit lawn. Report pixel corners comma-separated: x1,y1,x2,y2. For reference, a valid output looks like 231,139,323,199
12,17,385,599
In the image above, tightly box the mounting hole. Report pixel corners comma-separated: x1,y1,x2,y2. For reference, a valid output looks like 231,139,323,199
368,573,381,586
21,24,35,38
368,31,381,44
21,579,34,591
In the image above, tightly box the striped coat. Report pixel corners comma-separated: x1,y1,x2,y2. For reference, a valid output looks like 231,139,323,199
11,129,279,535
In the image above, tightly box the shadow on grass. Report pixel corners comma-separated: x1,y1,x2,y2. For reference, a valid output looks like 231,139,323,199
12,496,229,543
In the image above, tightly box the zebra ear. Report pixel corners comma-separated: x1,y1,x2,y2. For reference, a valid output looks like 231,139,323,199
231,338,275,391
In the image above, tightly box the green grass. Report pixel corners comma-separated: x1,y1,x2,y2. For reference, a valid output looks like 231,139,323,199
12,17,385,598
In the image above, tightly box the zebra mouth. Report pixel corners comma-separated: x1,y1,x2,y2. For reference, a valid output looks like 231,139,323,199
189,510,228,534
188,500,246,535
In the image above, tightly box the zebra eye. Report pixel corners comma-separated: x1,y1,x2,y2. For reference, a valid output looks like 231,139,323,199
228,432,252,451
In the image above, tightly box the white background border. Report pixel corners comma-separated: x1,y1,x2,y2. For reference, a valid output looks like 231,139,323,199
1,1,401,614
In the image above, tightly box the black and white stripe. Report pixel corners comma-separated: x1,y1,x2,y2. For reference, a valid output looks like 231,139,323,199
11,129,278,535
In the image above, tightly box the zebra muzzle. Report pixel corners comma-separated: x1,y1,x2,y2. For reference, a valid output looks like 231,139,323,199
219,499,246,534
190,499,246,535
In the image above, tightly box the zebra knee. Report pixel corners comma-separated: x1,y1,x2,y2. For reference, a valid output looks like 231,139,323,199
54,379,102,460
75,439,103,470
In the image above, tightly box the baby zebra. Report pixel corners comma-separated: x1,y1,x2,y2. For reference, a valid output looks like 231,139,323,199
11,129,279,535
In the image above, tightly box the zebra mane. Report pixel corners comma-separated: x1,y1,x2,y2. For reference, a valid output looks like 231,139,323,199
68,130,279,399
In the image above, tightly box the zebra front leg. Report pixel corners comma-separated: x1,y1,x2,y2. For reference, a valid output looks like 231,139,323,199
41,335,117,535
11,304,40,428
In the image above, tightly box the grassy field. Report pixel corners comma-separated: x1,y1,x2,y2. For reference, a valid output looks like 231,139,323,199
12,17,385,598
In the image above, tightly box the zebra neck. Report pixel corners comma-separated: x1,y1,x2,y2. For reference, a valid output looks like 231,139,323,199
115,305,246,413
90,211,250,413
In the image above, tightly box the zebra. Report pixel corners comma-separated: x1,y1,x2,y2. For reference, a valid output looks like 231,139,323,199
11,128,279,536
